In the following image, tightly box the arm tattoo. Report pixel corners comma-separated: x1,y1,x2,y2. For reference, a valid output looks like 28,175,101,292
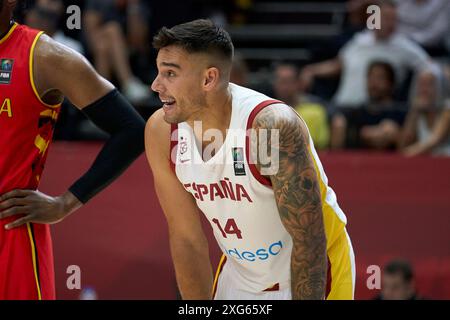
253,105,327,300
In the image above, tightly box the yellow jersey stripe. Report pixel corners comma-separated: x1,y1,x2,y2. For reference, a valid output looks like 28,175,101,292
0,22,18,45
308,146,354,299
26,223,42,300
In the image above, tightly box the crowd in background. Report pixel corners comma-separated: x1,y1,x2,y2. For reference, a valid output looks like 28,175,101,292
14,0,450,156
11,0,447,301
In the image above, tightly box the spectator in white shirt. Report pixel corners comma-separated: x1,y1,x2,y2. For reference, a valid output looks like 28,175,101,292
300,0,431,109
396,0,450,51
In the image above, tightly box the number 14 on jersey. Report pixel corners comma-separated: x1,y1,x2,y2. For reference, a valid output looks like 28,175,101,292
212,218,242,239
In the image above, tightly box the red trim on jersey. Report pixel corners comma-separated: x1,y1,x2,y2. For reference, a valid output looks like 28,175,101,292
263,283,280,292
326,257,332,298
245,99,283,187
170,124,178,172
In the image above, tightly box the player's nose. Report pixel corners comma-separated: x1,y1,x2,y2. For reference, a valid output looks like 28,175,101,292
151,75,163,93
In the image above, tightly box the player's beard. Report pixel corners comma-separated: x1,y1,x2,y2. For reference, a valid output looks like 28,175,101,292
182,93,208,123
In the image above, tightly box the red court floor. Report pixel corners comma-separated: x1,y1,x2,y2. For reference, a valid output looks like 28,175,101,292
37,142,450,299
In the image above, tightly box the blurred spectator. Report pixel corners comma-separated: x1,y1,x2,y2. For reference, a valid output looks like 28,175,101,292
396,0,450,55
231,52,273,97
374,259,422,300
300,0,431,109
273,63,330,149
399,66,450,156
340,0,375,44
25,0,107,141
83,0,150,103
331,61,406,149
230,52,250,87
25,0,84,54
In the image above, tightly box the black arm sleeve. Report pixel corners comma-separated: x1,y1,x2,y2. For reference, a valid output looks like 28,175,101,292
68,89,145,203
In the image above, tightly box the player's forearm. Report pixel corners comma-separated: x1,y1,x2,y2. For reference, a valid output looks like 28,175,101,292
69,90,145,203
170,236,214,300
290,233,327,300
255,105,328,299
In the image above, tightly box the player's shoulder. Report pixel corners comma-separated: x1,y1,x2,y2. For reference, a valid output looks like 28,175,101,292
34,33,87,68
146,108,170,133
145,108,171,153
252,103,305,130
251,103,310,148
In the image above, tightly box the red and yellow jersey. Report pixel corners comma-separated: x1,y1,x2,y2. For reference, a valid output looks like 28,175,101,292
0,23,61,194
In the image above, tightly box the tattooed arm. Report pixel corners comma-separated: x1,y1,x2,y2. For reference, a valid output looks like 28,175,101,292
252,104,327,300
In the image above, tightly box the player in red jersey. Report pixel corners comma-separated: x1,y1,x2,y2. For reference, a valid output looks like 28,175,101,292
0,0,145,299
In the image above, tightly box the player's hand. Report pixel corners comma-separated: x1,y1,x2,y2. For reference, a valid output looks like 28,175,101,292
0,190,82,229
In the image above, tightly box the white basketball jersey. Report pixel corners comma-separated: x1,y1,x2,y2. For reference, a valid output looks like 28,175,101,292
171,83,348,293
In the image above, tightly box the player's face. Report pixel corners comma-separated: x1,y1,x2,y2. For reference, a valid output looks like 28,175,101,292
152,45,209,124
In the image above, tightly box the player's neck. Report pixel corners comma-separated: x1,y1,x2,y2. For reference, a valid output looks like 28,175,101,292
188,88,232,154
0,19,14,39
188,88,233,133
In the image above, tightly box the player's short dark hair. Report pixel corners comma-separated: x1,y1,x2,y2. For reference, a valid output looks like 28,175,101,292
384,259,414,283
368,61,396,85
153,19,234,63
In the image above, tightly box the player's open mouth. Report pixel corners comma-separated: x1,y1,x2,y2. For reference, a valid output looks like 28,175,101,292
161,99,175,105
161,98,176,112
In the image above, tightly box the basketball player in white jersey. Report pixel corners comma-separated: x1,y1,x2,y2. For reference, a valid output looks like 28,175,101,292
145,19,355,300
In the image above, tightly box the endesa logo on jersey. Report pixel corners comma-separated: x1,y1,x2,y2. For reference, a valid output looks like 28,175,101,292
224,240,283,262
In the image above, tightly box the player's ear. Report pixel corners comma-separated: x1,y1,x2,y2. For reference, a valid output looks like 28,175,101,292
203,67,220,91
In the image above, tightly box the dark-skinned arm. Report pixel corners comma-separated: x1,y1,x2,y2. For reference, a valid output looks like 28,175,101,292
0,34,145,229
